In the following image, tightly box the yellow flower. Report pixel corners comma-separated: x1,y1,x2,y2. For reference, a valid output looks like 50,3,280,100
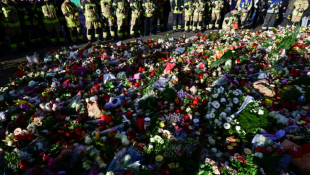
159,121,165,128
265,99,272,106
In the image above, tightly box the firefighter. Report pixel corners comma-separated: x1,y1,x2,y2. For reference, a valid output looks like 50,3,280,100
55,0,71,42
236,0,252,28
262,0,282,31
100,0,116,40
113,0,129,39
61,0,84,43
163,0,170,31
142,0,155,35
82,0,101,42
184,0,194,32
130,0,142,37
29,0,43,45
172,0,183,32
287,0,309,27
40,0,65,44
153,0,164,33
222,8,238,32
1,0,25,51
209,0,224,30
204,0,211,30
193,0,204,32
16,0,37,48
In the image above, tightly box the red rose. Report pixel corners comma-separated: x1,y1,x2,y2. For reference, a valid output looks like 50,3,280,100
65,132,70,137
261,148,267,153
27,134,35,140
18,160,29,170
256,147,262,152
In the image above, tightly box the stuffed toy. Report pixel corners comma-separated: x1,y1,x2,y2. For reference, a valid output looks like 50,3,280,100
252,79,275,97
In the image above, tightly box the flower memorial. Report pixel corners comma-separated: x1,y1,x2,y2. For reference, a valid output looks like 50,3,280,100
1,27,310,174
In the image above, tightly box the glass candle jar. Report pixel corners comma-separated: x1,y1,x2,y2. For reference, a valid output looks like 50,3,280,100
144,117,151,130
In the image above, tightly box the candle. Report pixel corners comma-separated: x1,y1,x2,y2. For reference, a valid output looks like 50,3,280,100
184,114,189,122
101,112,112,123
144,117,150,130
137,118,145,131
126,108,133,120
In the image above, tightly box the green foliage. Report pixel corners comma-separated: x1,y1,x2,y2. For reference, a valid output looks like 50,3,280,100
159,87,177,102
209,50,239,68
138,96,158,111
236,102,269,138
281,86,302,101
229,156,259,175
276,27,299,50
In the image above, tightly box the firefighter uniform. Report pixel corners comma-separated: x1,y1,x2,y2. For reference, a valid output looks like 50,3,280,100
288,0,309,27
153,0,164,32
236,0,252,27
100,0,116,40
142,0,155,35
184,0,194,32
262,0,282,30
204,0,211,29
172,0,183,32
61,1,83,43
1,0,24,51
82,0,101,42
55,0,71,42
29,0,43,44
113,0,129,39
209,0,224,29
40,0,65,44
163,0,170,30
16,0,38,47
222,11,238,32
130,0,142,37
193,0,204,32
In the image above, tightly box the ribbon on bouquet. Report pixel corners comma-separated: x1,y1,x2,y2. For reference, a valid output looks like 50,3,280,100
232,95,254,116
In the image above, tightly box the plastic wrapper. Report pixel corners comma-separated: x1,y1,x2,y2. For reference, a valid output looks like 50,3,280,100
100,124,125,135
20,137,50,152
151,77,170,91
69,144,88,168
107,146,145,173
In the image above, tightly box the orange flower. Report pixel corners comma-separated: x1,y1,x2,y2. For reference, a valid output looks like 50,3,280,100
229,46,234,50
175,98,180,104
223,49,228,53
217,51,223,59
213,53,217,60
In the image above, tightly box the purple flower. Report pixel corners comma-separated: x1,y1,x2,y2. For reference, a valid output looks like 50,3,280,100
20,104,30,112
177,89,189,99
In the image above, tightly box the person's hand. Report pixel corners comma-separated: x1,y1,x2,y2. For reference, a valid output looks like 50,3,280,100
74,16,77,20
242,9,247,13
275,5,278,9
299,8,303,12
261,9,265,12
283,7,286,10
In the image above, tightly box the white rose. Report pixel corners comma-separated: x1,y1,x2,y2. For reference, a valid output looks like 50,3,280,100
235,126,241,133
258,109,264,115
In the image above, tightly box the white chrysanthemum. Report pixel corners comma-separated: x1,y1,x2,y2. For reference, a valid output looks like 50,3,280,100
220,112,227,118
85,136,92,144
233,90,239,96
223,123,231,129
211,108,216,113
229,102,233,107
225,107,231,113
212,94,219,98
210,113,215,118
220,98,226,103
212,101,220,108
214,119,219,124
226,117,232,123
205,114,211,119
233,98,239,104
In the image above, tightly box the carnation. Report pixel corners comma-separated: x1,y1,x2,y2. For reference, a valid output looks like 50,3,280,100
233,98,239,104
14,128,22,136
212,101,220,109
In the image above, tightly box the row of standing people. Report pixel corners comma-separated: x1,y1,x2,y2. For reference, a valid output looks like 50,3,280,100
1,0,310,52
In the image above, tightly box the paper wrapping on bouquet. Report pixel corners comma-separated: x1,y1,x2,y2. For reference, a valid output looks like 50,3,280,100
103,73,116,85
26,52,38,64
247,70,268,82
281,140,310,174
20,137,50,152
164,63,176,74
232,95,254,117
211,75,228,87
68,144,88,168
252,79,276,98
262,130,285,141
107,146,145,174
